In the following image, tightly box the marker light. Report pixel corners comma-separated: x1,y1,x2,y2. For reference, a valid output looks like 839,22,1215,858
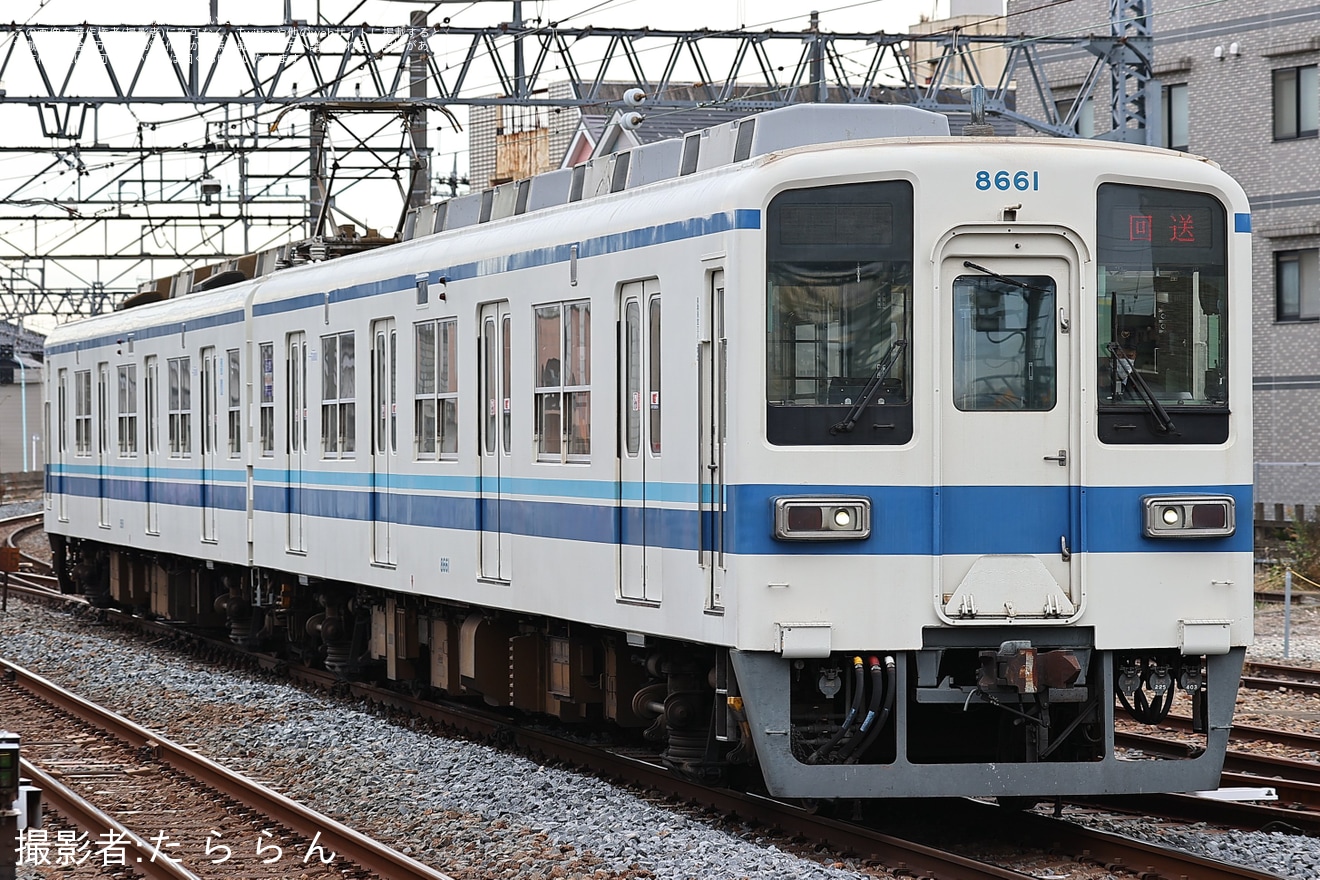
774,497,871,541
1143,495,1235,538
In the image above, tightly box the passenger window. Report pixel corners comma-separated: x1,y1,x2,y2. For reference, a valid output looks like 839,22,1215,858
321,331,356,458
167,357,191,457
951,274,1057,412
415,318,458,460
535,300,591,462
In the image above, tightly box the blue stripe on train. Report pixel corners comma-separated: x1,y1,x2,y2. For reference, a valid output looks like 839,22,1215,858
50,468,1251,556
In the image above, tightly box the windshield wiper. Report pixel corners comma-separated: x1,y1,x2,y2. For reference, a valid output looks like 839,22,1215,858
830,339,908,434
1106,342,1176,434
962,260,1051,293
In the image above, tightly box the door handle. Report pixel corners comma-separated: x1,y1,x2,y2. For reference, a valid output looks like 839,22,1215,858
1043,449,1067,466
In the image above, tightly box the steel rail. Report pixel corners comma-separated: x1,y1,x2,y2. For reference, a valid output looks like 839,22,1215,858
1,658,456,880
1155,714,1320,754
18,758,206,880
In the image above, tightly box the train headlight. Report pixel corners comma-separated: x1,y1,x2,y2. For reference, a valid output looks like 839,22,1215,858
1142,495,1235,538
774,497,871,541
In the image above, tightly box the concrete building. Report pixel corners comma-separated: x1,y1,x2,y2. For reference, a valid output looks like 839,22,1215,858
0,321,44,476
1008,0,1320,516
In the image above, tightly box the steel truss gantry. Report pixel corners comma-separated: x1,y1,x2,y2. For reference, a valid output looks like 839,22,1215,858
0,12,1154,320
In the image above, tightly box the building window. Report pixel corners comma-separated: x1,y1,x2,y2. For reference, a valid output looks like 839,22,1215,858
1273,65,1318,140
321,331,356,458
1162,83,1188,151
73,370,91,456
167,356,192,457
1277,249,1320,321
117,364,138,456
259,342,274,455
415,319,458,460
534,300,590,461
1055,94,1094,137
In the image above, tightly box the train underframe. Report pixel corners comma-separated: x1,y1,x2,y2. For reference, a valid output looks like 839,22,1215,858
55,535,1243,800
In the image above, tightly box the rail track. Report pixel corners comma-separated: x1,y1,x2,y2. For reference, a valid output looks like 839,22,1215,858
1,658,454,880
0,515,1299,880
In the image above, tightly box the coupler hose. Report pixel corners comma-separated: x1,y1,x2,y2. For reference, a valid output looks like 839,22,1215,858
846,655,896,764
809,656,865,764
837,655,886,762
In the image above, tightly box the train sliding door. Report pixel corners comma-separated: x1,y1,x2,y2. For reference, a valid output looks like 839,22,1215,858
286,332,307,553
936,234,1080,622
699,269,726,611
371,319,397,566
96,363,110,528
479,302,511,581
201,348,219,542
144,358,159,533
618,281,662,602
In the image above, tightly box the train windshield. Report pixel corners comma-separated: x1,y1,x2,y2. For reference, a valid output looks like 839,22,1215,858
1096,184,1228,412
765,181,914,445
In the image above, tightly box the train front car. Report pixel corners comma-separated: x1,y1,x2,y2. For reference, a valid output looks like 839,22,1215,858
723,127,1252,800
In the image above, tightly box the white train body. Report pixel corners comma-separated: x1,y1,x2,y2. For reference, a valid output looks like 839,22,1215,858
44,105,1253,800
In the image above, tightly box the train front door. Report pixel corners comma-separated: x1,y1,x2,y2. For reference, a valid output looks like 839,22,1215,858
936,234,1080,622
618,281,662,602
371,319,397,566
479,302,512,581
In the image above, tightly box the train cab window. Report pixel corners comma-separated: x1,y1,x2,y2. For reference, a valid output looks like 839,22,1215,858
73,369,91,456
321,331,356,458
766,181,914,445
1096,184,1229,444
167,357,192,457
259,342,275,456
117,364,138,456
535,300,591,462
415,318,459,460
952,274,1056,412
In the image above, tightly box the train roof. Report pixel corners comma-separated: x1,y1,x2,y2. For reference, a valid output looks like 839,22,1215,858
404,103,951,239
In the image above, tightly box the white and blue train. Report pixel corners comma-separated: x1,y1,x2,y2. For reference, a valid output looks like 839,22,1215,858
43,104,1253,801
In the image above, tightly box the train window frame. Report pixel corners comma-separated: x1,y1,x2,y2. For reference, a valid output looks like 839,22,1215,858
414,318,459,461
1095,183,1230,445
320,330,356,459
167,356,192,458
73,369,91,456
117,363,138,457
765,180,915,446
227,348,241,457
951,273,1058,413
534,299,591,463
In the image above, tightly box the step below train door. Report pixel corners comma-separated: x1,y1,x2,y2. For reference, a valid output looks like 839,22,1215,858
936,231,1081,624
